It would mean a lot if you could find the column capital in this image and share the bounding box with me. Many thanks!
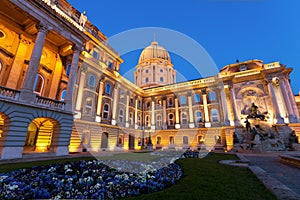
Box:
[72,44,83,52]
[201,88,207,95]
[36,23,51,34]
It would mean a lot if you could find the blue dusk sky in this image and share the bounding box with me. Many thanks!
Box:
[68,0,300,94]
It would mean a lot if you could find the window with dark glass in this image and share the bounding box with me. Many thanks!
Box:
[103,104,109,119]
[105,83,111,94]
[33,74,44,95]
[194,94,201,103]
[88,75,95,87]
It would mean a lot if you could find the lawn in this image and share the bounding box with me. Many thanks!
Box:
[127,153,277,200]
[0,153,276,200]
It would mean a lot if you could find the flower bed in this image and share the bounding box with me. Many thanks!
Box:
[0,159,182,199]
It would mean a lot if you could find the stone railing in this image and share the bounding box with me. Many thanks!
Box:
[0,86,20,101]
[35,95,65,110]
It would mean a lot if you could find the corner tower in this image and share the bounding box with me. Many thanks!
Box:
[134,40,176,88]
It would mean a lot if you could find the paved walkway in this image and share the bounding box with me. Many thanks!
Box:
[241,152,300,196]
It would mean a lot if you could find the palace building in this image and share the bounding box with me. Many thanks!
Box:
[0,0,299,159]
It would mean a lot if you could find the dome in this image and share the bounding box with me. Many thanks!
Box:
[138,41,171,64]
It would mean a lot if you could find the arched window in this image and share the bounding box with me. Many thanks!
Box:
[145,77,149,83]
[138,100,141,108]
[81,131,90,145]
[181,112,188,124]
[196,111,203,123]
[194,94,201,103]
[138,115,141,126]
[118,134,123,145]
[88,75,95,87]
[160,77,164,82]
[119,109,124,123]
[169,136,174,144]
[33,74,44,95]
[135,76,138,84]
[105,83,111,94]
[168,113,174,126]
[156,115,162,127]
[180,96,186,105]
[146,101,151,109]
[198,135,204,145]
[103,104,110,119]
[211,109,219,122]
[119,90,125,103]
[156,136,161,145]
[183,136,189,145]
[129,112,133,125]
[168,98,173,106]
[66,64,71,76]
[60,89,66,101]
[145,115,150,127]
[209,91,216,101]
[85,98,93,115]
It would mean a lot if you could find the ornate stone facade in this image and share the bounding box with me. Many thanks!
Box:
[0,0,299,159]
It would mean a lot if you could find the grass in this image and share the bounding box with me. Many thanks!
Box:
[127,153,277,200]
[0,153,277,200]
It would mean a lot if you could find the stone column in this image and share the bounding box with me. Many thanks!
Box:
[175,98,180,129]
[111,84,119,125]
[188,94,195,128]
[7,35,31,89]
[229,87,241,126]
[162,98,167,129]
[64,45,81,112]
[151,99,155,130]
[135,99,138,129]
[74,67,86,119]
[125,93,130,128]
[284,78,300,121]
[202,92,211,128]
[268,81,284,124]
[95,80,104,122]
[279,79,296,122]
[20,23,50,102]
[220,87,230,126]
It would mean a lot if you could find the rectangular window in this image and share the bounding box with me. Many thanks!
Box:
[92,50,99,60]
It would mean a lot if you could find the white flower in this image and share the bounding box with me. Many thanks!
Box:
[0,175,8,183]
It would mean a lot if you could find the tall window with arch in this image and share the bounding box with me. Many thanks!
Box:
[156,136,162,145]
[183,136,189,145]
[103,104,110,119]
[119,90,125,103]
[211,109,219,122]
[209,91,216,101]
[119,109,124,123]
[156,115,162,127]
[168,113,174,126]
[60,89,66,101]
[84,98,93,115]
[169,136,174,144]
[33,74,44,95]
[180,96,186,105]
[88,75,96,87]
[195,111,203,123]
[145,77,149,83]
[105,82,111,95]
[194,94,201,103]
[129,112,133,125]
[138,115,141,126]
[168,97,173,107]
[145,115,150,127]
[181,112,188,124]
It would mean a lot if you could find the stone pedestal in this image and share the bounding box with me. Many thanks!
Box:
[1,147,23,160]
